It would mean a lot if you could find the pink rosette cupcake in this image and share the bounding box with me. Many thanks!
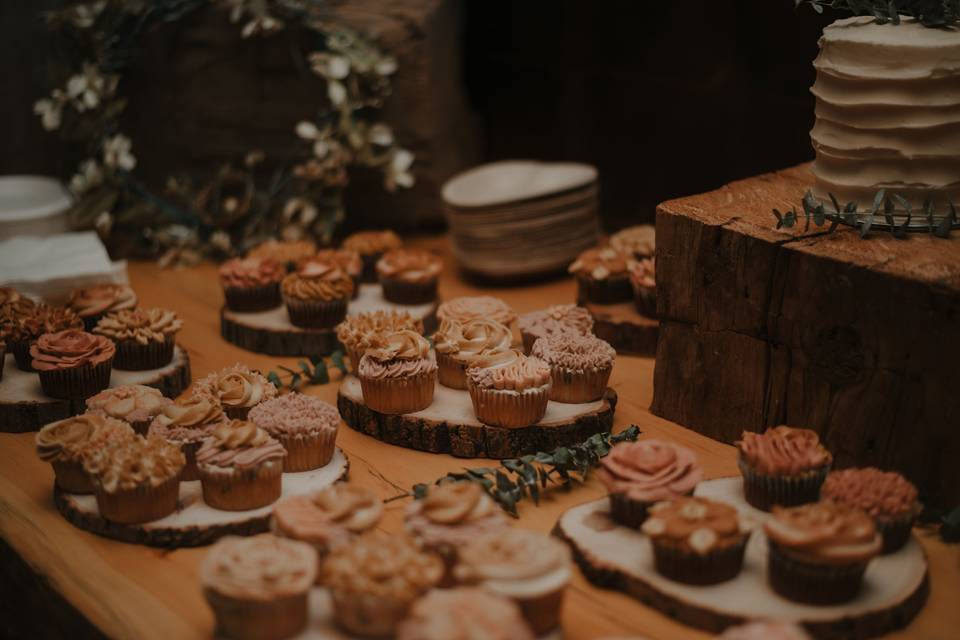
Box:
[517,303,593,353]
[193,363,278,420]
[358,330,437,414]
[31,329,116,399]
[465,351,551,428]
[737,426,832,511]
[67,283,137,330]
[531,333,615,403]
[249,392,340,472]
[219,257,285,312]
[433,317,513,390]
[196,420,287,511]
[149,395,227,481]
[598,439,703,528]
[86,384,171,434]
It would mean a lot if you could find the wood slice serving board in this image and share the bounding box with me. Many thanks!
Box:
[337,374,617,459]
[0,347,191,434]
[585,302,658,357]
[553,477,929,639]
[221,284,439,356]
[55,448,349,548]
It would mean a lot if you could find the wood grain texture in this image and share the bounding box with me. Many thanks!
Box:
[0,235,956,640]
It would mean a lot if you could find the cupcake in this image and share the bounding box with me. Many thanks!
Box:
[397,588,535,640]
[465,351,551,428]
[248,392,340,472]
[609,224,656,260]
[433,318,513,390]
[358,330,437,414]
[247,238,317,271]
[718,621,812,640]
[436,296,517,328]
[0,287,22,306]
[335,310,423,373]
[193,363,278,420]
[454,529,572,635]
[627,257,656,317]
[641,497,751,585]
[531,333,615,403]
[736,426,833,511]
[93,307,182,370]
[202,534,317,640]
[67,283,137,330]
[598,439,703,528]
[35,414,136,493]
[31,329,116,399]
[219,257,286,312]
[764,501,882,604]
[86,434,185,524]
[568,247,632,305]
[322,531,444,637]
[302,248,363,297]
[149,395,227,480]
[376,248,443,304]
[281,262,354,329]
[821,467,921,553]
[517,303,593,354]
[86,384,171,434]
[342,229,403,282]
[5,304,84,371]
[196,420,287,511]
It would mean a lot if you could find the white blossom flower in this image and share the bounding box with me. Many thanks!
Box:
[386,148,415,190]
[69,159,104,195]
[313,139,330,159]
[296,121,319,140]
[241,15,281,38]
[33,97,63,131]
[223,196,239,214]
[368,123,394,146]
[94,211,112,236]
[375,56,398,76]
[210,230,231,253]
[102,134,136,171]
[327,80,347,106]
[69,1,107,28]
[283,197,318,226]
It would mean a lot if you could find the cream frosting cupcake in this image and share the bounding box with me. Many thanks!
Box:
[282,262,354,328]
[517,303,593,353]
[86,384,171,434]
[67,283,137,330]
[377,248,443,304]
[358,330,437,414]
[568,247,632,305]
[193,363,278,420]
[247,238,317,269]
[93,307,182,370]
[465,351,551,428]
[397,588,535,640]
[531,333,615,403]
[248,393,340,472]
[335,309,423,373]
[342,229,403,282]
[437,296,516,328]
[737,426,833,511]
[36,413,136,493]
[609,224,656,259]
[219,256,286,311]
[196,420,287,511]
[433,317,513,390]
[149,394,227,481]
[301,248,362,297]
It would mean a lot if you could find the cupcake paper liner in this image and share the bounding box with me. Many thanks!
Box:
[877,512,917,554]
[575,274,632,305]
[95,474,180,524]
[278,429,337,473]
[330,586,413,638]
[223,283,282,312]
[38,358,113,400]
[767,541,870,604]
[652,537,748,585]
[284,296,348,329]
[359,371,436,415]
[466,382,549,428]
[10,339,35,372]
[436,351,469,390]
[52,458,96,494]
[608,492,652,529]
[205,588,308,640]
[514,587,565,636]
[200,460,283,511]
[738,455,830,511]
[112,336,175,371]
[380,276,438,305]
[548,364,611,404]
[633,285,657,317]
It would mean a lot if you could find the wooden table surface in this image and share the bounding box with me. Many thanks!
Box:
[1,235,957,640]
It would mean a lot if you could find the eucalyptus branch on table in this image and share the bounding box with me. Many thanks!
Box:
[266,350,348,391]
[386,425,641,517]
[919,503,960,544]
[796,0,960,27]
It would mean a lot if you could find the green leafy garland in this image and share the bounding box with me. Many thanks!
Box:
[266,349,348,390]
[34,0,414,264]
[797,0,960,26]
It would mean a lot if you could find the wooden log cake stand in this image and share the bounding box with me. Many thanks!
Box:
[337,374,617,459]
[0,347,191,434]
[585,301,659,357]
[651,164,960,507]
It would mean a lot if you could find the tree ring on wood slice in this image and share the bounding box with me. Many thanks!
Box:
[584,302,658,356]
[337,374,617,458]
[220,283,439,356]
[54,448,349,548]
[0,347,192,434]
[552,477,929,639]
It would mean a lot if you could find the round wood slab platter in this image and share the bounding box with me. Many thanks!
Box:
[585,302,658,356]
[337,374,617,459]
[0,347,191,434]
[54,448,349,548]
[553,477,929,639]
[220,284,439,357]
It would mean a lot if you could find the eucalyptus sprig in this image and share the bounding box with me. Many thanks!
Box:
[267,350,348,391]
[797,0,960,27]
[405,425,641,517]
[919,503,960,543]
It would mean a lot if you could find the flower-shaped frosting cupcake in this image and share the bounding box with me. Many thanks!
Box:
[4,304,84,370]
[93,307,182,370]
[737,426,833,511]
[149,394,227,480]
[437,296,516,327]
[193,364,278,420]
[433,318,513,389]
[272,483,383,554]
[31,329,116,399]
[68,283,137,328]
[86,384,171,434]
[36,413,136,493]
[405,482,510,552]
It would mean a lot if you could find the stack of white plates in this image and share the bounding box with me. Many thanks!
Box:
[442,160,600,279]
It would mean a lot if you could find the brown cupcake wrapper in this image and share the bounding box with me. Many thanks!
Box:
[467,381,549,428]
[359,370,436,415]
[38,358,113,400]
[52,458,96,494]
[575,273,632,305]
[767,541,870,604]
[329,587,415,638]
[877,512,917,554]
[10,338,35,372]
[200,460,283,511]
[95,474,181,524]
[513,587,566,636]
[277,428,337,472]
[608,492,652,529]
[652,537,748,585]
[112,336,175,371]
[284,295,348,329]
[436,351,469,390]
[633,284,657,317]
[738,455,830,511]
[205,588,309,640]
[223,282,282,312]
[380,275,437,305]
[548,364,611,403]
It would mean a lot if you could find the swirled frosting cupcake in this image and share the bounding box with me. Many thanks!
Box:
[86,434,185,524]
[86,384,171,434]
[397,588,535,640]
[641,497,751,585]
[465,351,551,428]
[821,467,921,553]
[302,248,362,297]
[764,501,882,604]
[193,363,278,420]
[532,333,616,403]
[322,531,444,637]
[358,330,437,414]
[149,395,227,480]
[598,439,703,528]
[433,318,513,389]
[627,257,656,317]
[568,247,632,304]
[68,283,137,329]
[219,256,285,311]
[30,329,115,399]
[335,309,423,372]
[342,229,403,282]
[5,304,84,371]
[36,413,136,493]
[202,534,317,640]
[455,529,572,635]
[377,248,443,304]
[248,392,340,472]
[437,295,516,327]
[247,238,317,269]
[737,426,833,511]
[517,303,593,353]
[93,307,182,370]
[609,224,656,259]
[196,420,287,511]
[282,262,353,329]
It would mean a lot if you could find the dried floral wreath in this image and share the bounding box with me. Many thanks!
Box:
[34,0,414,265]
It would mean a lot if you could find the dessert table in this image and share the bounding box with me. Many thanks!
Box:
[0,235,957,640]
